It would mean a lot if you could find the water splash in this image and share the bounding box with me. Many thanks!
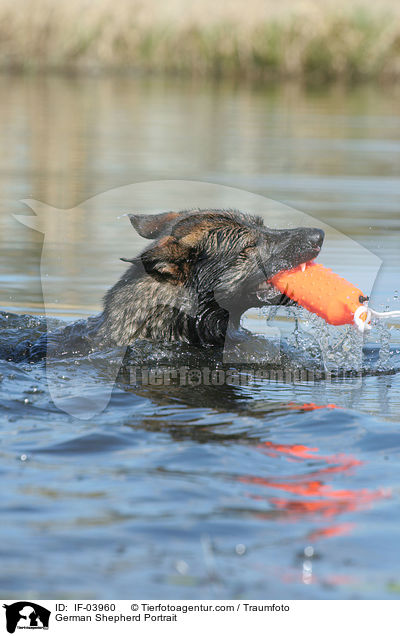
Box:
[262,301,399,376]
[376,319,393,373]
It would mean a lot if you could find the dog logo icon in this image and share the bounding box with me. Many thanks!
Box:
[3,602,50,633]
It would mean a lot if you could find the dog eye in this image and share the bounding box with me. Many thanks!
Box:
[238,244,257,258]
[242,244,257,253]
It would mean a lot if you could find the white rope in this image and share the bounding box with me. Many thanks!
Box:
[353,304,400,333]
[368,308,400,319]
[354,305,371,332]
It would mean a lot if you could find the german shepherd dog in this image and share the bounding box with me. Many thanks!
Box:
[17,209,324,361]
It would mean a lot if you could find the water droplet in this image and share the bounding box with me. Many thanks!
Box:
[175,560,189,575]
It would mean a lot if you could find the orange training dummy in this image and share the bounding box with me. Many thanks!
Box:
[269,261,371,332]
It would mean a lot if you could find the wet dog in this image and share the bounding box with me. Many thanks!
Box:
[17,209,324,360]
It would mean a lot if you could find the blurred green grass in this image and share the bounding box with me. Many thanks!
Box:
[1,0,399,81]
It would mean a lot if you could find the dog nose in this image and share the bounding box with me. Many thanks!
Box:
[309,228,325,249]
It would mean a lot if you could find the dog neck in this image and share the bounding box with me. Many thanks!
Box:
[98,265,240,347]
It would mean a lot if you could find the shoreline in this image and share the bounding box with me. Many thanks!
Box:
[1,0,399,82]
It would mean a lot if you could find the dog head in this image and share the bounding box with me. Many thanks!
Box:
[127,209,324,317]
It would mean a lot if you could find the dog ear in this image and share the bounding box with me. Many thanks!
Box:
[128,212,182,239]
[141,235,191,284]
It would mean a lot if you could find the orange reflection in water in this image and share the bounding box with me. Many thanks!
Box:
[238,402,390,588]
[239,438,389,528]
[288,402,340,412]
[307,522,355,541]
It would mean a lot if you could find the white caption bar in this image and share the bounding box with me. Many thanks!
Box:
[1,599,396,635]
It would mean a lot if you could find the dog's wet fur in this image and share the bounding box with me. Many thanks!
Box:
[15,209,324,361]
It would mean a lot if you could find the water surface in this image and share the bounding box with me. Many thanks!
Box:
[0,75,399,599]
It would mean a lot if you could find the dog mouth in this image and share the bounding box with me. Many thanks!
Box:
[253,227,324,306]
[255,257,316,304]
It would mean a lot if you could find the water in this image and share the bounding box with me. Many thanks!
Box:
[0,75,400,599]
